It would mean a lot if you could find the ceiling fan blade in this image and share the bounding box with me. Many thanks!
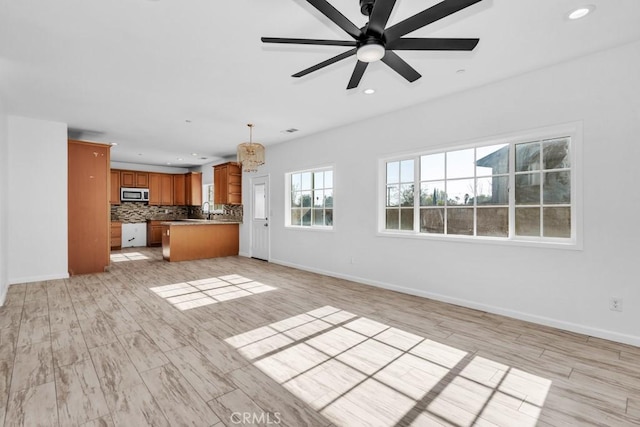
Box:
[347,61,369,89]
[387,38,479,51]
[292,48,357,78]
[307,0,363,40]
[381,51,421,82]
[367,0,397,37]
[384,0,483,42]
[262,37,356,47]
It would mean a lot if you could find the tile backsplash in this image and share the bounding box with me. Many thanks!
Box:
[111,203,243,223]
[190,204,244,222]
[111,203,188,223]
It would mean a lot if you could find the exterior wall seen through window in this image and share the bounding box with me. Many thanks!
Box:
[383,133,574,244]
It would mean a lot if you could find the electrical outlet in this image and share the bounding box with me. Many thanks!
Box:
[610,297,623,312]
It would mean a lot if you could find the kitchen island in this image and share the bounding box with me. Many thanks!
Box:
[161,220,240,262]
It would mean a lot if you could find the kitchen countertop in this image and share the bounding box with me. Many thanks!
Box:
[161,219,242,226]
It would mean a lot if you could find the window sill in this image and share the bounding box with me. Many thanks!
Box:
[376,230,582,250]
[285,225,334,233]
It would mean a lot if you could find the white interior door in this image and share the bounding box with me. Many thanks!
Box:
[251,176,269,261]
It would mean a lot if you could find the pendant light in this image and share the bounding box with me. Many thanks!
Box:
[236,123,265,172]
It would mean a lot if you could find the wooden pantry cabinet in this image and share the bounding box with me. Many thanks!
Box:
[68,140,110,275]
[214,162,242,205]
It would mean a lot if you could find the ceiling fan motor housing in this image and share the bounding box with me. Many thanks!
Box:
[360,0,376,16]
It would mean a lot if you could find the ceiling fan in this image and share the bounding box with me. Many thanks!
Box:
[262,0,482,89]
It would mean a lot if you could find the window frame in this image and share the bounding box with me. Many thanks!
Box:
[377,122,582,249]
[285,165,335,231]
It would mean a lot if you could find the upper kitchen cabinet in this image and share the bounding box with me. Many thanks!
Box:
[110,169,120,205]
[68,140,110,275]
[214,162,242,205]
[185,172,202,206]
[121,170,149,188]
[173,174,186,206]
[160,174,173,205]
[149,173,174,206]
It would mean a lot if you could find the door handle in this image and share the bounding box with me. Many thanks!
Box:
[264,223,268,227]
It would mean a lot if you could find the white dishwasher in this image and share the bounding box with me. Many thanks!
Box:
[121,223,147,248]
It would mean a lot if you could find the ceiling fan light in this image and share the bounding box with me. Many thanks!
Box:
[357,43,385,63]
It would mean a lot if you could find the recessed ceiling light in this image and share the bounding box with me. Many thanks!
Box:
[177,158,183,161]
[185,119,192,123]
[166,162,172,165]
[191,153,198,156]
[568,5,595,20]
[456,69,466,74]
[363,88,376,95]
[110,142,118,146]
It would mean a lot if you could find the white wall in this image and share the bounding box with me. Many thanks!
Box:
[8,116,68,284]
[240,40,640,346]
[0,99,8,304]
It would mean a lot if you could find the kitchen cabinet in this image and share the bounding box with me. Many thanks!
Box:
[110,169,120,205]
[173,174,186,206]
[160,174,173,205]
[121,170,149,188]
[110,221,122,250]
[68,140,110,275]
[214,162,242,205]
[162,222,239,262]
[113,168,200,206]
[148,173,174,206]
[147,220,164,247]
[185,172,202,206]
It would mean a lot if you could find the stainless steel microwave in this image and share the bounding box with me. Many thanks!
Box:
[120,187,149,202]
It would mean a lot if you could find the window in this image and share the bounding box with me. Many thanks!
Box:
[380,125,579,246]
[286,167,333,228]
[202,184,214,212]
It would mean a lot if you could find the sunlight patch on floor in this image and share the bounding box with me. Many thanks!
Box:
[149,274,276,310]
[110,252,150,262]
[225,306,552,427]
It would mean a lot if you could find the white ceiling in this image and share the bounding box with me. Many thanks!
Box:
[1,0,639,167]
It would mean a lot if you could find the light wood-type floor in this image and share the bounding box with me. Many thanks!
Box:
[1,247,639,426]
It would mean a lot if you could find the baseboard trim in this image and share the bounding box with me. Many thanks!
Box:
[9,272,69,285]
[270,258,640,347]
[0,284,7,306]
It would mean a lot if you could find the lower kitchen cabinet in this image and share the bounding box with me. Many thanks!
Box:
[147,220,164,247]
[110,221,122,250]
